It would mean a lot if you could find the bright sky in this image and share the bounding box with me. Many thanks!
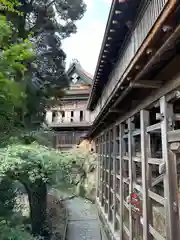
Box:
[62,0,111,76]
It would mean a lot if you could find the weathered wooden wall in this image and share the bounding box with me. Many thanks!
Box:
[95,71,180,240]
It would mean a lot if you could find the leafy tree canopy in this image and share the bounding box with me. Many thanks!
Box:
[0,141,87,236]
[0,141,87,183]
[0,14,34,138]
[0,142,69,183]
[0,0,87,130]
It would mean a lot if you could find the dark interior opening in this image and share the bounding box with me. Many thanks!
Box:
[80,110,83,121]
[71,111,74,122]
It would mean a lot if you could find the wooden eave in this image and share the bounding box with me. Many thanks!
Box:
[87,0,142,110]
[88,2,178,138]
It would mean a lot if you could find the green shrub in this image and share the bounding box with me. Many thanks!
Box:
[0,221,37,240]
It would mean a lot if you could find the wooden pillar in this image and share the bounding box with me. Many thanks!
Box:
[112,125,117,230]
[64,111,68,122]
[140,110,152,240]
[96,138,100,199]
[100,135,103,206]
[160,96,178,240]
[65,111,71,123]
[128,118,133,240]
[119,123,125,239]
[108,129,111,220]
[85,110,90,122]
[74,110,80,122]
[45,110,52,124]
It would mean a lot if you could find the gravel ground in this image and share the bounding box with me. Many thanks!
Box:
[66,197,107,240]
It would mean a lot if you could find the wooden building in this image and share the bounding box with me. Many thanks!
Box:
[45,60,92,150]
[87,0,179,239]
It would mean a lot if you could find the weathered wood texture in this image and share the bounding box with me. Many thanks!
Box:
[95,94,180,239]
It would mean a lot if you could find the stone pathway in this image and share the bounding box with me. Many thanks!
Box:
[66,197,107,240]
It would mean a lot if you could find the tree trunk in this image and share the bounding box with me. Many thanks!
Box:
[25,180,48,236]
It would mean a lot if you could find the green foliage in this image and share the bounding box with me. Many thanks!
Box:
[0,143,63,183]
[0,0,86,125]
[0,178,16,220]
[0,15,34,137]
[0,141,92,186]
[0,0,21,14]
[0,221,37,240]
[0,15,34,82]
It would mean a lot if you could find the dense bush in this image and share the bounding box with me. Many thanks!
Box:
[0,141,89,237]
[0,221,38,240]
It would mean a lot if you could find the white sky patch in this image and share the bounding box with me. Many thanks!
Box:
[84,0,93,8]
[62,0,110,76]
[103,0,112,4]
[62,19,106,76]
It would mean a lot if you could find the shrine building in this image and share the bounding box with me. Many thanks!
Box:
[45,59,92,150]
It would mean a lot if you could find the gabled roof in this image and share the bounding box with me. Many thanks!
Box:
[66,60,92,86]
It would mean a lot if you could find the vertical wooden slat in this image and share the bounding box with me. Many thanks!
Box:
[104,133,107,208]
[104,132,107,209]
[119,123,125,239]
[95,138,98,198]
[96,138,100,199]
[131,121,136,184]
[146,119,154,231]
[102,134,105,206]
[105,133,107,207]
[140,110,152,240]
[108,129,111,219]
[100,135,103,206]
[160,96,179,240]
[128,118,133,240]
[113,126,117,230]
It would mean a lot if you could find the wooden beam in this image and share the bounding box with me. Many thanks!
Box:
[166,89,180,102]
[127,0,177,82]
[168,129,180,143]
[130,80,163,89]
[116,60,180,126]
[152,174,164,187]
[157,113,180,122]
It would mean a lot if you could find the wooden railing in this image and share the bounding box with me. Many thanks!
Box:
[90,0,169,123]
